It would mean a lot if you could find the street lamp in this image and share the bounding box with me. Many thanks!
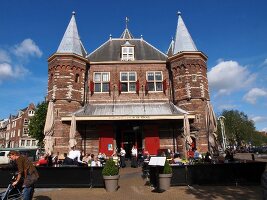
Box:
[218,116,227,152]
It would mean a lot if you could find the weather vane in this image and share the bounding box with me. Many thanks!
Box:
[126,17,129,29]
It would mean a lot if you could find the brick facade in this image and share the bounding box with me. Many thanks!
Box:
[45,14,212,157]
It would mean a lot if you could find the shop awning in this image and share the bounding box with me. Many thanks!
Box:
[61,102,195,121]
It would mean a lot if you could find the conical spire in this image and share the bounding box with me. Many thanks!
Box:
[120,17,134,39]
[57,11,87,57]
[173,12,197,54]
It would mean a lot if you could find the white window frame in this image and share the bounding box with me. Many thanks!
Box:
[121,46,134,61]
[120,72,137,93]
[26,140,31,147]
[23,127,29,135]
[146,71,163,92]
[93,72,110,93]
[28,110,35,116]
[24,118,29,126]
[21,139,25,147]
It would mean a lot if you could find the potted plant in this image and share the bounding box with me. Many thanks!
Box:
[159,160,172,190]
[102,158,120,192]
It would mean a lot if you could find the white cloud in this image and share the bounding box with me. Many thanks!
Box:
[263,58,267,66]
[0,63,13,78]
[0,63,29,83]
[217,104,237,111]
[251,116,267,123]
[208,60,256,96]
[0,49,11,63]
[243,88,267,104]
[262,127,267,132]
[13,39,42,58]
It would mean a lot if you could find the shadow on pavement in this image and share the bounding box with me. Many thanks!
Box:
[185,185,262,200]
[34,195,52,200]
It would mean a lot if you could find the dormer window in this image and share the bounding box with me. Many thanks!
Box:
[121,41,135,61]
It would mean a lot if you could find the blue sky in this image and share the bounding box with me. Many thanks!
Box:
[0,1,267,131]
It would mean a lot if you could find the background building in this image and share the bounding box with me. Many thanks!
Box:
[2,103,37,148]
[46,12,213,157]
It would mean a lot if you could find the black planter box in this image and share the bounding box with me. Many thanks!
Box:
[0,166,105,188]
[149,162,266,186]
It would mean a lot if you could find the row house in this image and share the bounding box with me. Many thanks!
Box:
[0,119,8,147]
[1,103,37,148]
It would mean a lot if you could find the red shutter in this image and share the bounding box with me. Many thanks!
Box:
[136,80,139,95]
[118,81,122,95]
[109,82,111,96]
[163,79,167,94]
[145,81,149,95]
[89,81,94,95]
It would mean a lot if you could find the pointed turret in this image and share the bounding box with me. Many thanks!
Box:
[57,11,87,57]
[173,12,197,54]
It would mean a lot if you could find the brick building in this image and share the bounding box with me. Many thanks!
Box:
[0,119,8,148]
[46,12,214,157]
[2,103,37,148]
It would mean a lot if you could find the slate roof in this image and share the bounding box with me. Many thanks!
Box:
[57,12,87,57]
[173,12,197,54]
[88,28,167,62]
[74,102,188,117]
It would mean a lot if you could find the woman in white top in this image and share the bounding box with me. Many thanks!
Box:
[120,147,126,168]
[131,145,138,168]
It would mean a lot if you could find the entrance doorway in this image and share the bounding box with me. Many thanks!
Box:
[116,125,143,159]
[122,131,136,159]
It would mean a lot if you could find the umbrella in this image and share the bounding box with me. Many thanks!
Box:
[44,135,54,155]
[44,101,55,154]
[69,114,77,148]
[44,101,54,136]
[205,101,218,154]
[183,113,192,149]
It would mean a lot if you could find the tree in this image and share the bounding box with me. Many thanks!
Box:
[28,101,48,147]
[217,110,256,146]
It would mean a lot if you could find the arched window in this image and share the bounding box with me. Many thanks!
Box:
[75,74,80,83]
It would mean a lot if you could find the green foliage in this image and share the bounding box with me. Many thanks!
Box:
[252,131,267,146]
[28,101,48,147]
[217,109,267,146]
[162,160,172,174]
[102,159,119,176]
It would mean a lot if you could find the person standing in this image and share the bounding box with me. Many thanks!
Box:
[8,150,39,200]
[120,147,126,168]
[131,145,137,168]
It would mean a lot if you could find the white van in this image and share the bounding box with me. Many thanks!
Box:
[0,148,38,165]
[0,150,10,165]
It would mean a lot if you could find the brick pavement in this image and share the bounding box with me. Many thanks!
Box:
[32,167,263,200]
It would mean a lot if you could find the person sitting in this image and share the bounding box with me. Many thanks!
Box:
[82,153,91,165]
[35,154,48,166]
[64,146,83,165]
[173,153,183,165]
[204,151,212,163]
[91,154,101,167]
[112,152,120,167]
[194,148,200,160]
[52,152,59,166]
